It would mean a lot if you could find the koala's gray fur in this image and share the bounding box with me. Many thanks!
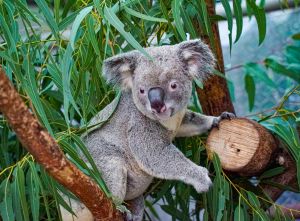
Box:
[60,40,235,221]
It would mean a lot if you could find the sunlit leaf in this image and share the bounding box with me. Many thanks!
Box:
[124,6,167,23]
[103,6,150,58]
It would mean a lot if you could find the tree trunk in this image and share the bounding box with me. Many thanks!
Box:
[198,1,297,203]
[196,0,235,116]
[0,68,123,221]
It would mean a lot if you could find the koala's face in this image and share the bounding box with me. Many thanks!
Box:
[131,55,192,121]
[103,40,215,121]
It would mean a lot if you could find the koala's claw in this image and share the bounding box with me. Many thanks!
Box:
[194,168,213,193]
[220,112,236,120]
[212,112,236,129]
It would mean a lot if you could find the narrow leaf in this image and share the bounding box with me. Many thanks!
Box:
[244,73,255,111]
[172,0,186,40]
[233,0,243,42]
[124,6,167,23]
[265,57,300,83]
[220,0,233,52]
[103,6,150,59]
[34,0,59,39]
[247,0,266,45]
[70,6,93,49]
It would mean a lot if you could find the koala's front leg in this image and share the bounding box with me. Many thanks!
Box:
[176,110,235,137]
[125,195,144,221]
[128,122,212,193]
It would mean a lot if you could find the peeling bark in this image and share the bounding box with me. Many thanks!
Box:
[0,68,123,221]
[196,0,235,116]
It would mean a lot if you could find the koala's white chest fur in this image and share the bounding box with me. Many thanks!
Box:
[159,109,186,134]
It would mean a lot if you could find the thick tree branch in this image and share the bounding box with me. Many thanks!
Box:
[196,0,235,116]
[0,68,123,221]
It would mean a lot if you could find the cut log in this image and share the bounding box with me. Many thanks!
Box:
[206,118,277,176]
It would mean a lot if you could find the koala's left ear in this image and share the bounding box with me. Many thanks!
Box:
[102,51,138,90]
[177,39,215,80]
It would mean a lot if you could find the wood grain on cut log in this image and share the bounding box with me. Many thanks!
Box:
[206,118,276,176]
[0,68,123,221]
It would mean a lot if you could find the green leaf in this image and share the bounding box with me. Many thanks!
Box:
[34,0,59,39]
[26,166,40,221]
[124,6,167,23]
[259,167,285,180]
[0,14,17,54]
[292,33,300,40]
[145,200,160,219]
[212,153,222,177]
[22,58,53,135]
[234,204,245,221]
[180,6,197,39]
[0,178,14,221]
[172,0,186,40]
[103,6,151,59]
[244,62,276,88]
[61,44,82,125]
[246,0,266,45]
[15,1,41,25]
[233,0,243,43]
[199,0,215,50]
[161,205,191,221]
[244,73,255,111]
[285,45,300,64]
[265,57,300,83]
[194,78,204,89]
[54,0,60,23]
[70,6,93,49]
[59,10,80,31]
[87,15,101,56]
[220,0,233,52]
[247,191,260,208]
[15,166,30,221]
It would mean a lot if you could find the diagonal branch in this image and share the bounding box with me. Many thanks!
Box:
[0,68,123,221]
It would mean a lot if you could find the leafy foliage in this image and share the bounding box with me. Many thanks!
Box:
[0,0,299,220]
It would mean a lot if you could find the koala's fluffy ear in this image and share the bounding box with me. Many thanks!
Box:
[178,39,215,80]
[102,51,138,90]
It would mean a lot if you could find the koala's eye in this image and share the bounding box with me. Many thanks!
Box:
[140,88,145,94]
[170,82,178,90]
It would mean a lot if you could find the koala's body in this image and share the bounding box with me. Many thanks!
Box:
[60,40,234,221]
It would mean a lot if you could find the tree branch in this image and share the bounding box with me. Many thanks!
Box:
[195,0,235,116]
[0,68,123,221]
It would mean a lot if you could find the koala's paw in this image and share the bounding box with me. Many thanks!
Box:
[194,167,213,193]
[212,112,236,129]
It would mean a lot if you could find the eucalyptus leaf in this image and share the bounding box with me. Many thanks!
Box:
[244,73,256,111]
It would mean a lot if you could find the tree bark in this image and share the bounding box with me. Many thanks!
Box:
[196,0,235,116]
[261,144,298,201]
[0,68,123,221]
[197,0,298,207]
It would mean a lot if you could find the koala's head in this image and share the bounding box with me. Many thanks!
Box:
[103,40,215,121]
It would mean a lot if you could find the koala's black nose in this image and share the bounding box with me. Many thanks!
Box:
[148,87,165,113]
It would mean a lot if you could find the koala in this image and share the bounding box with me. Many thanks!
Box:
[60,39,235,221]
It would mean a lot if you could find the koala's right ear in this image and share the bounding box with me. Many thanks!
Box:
[102,51,138,90]
[177,39,215,81]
